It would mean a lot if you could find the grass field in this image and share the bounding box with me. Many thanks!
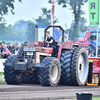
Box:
[66,97,100,100]
[0,72,5,82]
[92,97,100,100]
[0,72,3,75]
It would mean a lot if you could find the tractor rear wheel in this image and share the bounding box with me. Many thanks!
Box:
[4,56,24,84]
[24,73,39,84]
[98,71,100,85]
[60,50,73,85]
[71,47,89,86]
[39,57,61,86]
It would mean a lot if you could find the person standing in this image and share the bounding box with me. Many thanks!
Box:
[2,44,11,58]
[15,43,22,55]
[8,42,15,54]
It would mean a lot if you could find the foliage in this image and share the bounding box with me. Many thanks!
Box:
[0,0,21,16]
[49,0,88,40]
[68,18,87,40]
[25,22,36,42]
[26,7,59,42]
[14,20,32,30]
[0,23,7,34]
[0,3,59,42]
[6,25,26,42]
[0,24,26,43]
[35,7,58,26]
[79,17,87,33]
[0,0,23,42]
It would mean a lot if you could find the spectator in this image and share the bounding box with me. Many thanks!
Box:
[2,44,11,58]
[8,42,15,54]
[0,43,3,58]
[85,46,89,54]
[15,43,22,55]
[2,41,6,49]
[24,41,28,46]
[2,41,6,46]
[18,43,21,48]
[85,46,93,57]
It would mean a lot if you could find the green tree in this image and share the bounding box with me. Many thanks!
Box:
[35,7,58,26]
[0,24,26,43]
[79,17,87,33]
[0,23,6,34]
[14,20,32,30]
[0,0,21,17]
[49,0,88,40]
[0,0,22,36]
[26,7,59,42]
[25,23,36,42]
[69,17,87,40]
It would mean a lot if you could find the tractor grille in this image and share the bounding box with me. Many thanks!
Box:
[24,52,35,59]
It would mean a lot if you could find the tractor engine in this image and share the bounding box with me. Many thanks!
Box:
[23,43,53,63]
[24,46,35,59]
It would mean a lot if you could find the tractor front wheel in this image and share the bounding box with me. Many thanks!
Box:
[4,56,24,84]
[39,57,61,86]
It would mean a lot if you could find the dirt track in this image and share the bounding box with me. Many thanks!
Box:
[0,83,100,100]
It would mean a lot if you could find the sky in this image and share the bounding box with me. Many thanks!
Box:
[4,0,89,29]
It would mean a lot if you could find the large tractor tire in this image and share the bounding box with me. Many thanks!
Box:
[24,73,39,84]
[71,47,89,86]
[39,57,61,86]
[4,56,24,84]
[60,50,73,85]
[17,46,24,59]
[98,71,100,85]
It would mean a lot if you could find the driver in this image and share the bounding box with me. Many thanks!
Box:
[45,31,55,47]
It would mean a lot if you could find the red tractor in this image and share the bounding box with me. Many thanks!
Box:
[3,25,89,86]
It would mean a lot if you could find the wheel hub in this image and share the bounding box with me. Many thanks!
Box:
[79,63,83,73]
[50,64,58,82]
[78,54,85,82]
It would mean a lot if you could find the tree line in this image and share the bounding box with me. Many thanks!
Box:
[0,0,88,42]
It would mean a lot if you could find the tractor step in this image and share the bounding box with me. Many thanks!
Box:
[14,62,44,71]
